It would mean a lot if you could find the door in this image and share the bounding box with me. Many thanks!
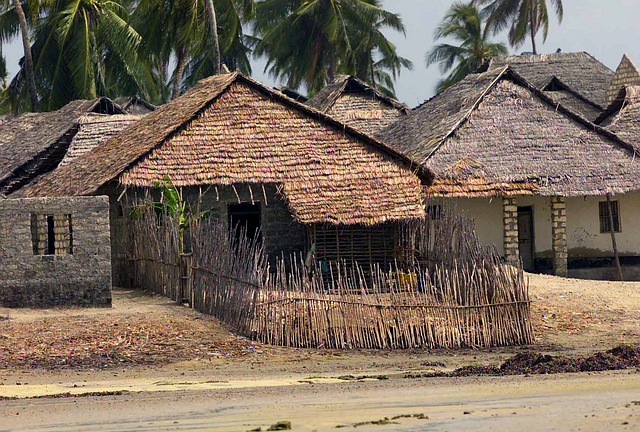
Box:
[228,203,262,243]
[517,206,535,271]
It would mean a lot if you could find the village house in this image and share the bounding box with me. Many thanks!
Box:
[24,72,431,287]
[0,97,138,196]
[378,65,640,280]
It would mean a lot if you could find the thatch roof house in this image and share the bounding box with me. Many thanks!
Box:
[0,97,125,195]
[306,75,408,135]
[379,66,640,280]
[481,52,614,120]
[26,72,430,286]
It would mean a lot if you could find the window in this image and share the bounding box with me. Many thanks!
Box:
[31,214,73,255]
[427,204,442,220]
[599,201,621,233]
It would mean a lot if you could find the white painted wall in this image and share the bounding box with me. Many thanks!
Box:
[450,197,504,254]
[448,192,640,258]
[567,191,640,256]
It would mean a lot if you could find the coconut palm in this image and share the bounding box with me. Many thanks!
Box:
[5,0,153,111]
[346,17,412,96]
[475,0,563,54]
[133,0,255,101]
[253,0,410,95]
[0,0,49,111]
[426,1,508,93]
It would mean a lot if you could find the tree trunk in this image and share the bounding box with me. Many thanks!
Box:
[327,50,336,84]
[13,0,37,112]
[529,5,537,54]
[171,49,187,100]
[203,0,221,75]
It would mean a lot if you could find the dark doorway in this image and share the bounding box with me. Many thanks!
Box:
[517,206,535,271]
[228,203,261,243]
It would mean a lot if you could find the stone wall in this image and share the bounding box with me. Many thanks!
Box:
[109,183,309,287]
[186,183,308,261]
[0,196,112,307]
[607,54,640,105]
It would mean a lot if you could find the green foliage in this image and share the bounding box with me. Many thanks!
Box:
[3,0,156,112]
[475,0,563,53]
[253,0,411,96]
[426,1,508,93]
[153,176,188,229]
[133,0,255,102]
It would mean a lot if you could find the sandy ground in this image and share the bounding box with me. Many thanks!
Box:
[1,273,639,430]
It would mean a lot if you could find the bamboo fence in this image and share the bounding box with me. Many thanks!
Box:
[126,200,534,349]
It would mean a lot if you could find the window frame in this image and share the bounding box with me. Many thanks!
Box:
[599,201,621,233]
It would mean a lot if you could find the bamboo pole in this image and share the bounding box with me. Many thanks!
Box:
[606,193,624,281]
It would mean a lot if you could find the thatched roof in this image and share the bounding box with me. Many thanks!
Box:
[0,97,123,195]
[379,66,640,197]
[595,86,640,150]
[306,75,408,135]
[483,52,613,110]
[58,114,141,168]
[25,72,429,226]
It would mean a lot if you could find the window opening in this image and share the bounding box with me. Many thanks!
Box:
[31,213,73,255]
[599,201,621,233]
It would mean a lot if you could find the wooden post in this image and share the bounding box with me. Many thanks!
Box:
[179,253,193,305]
[606,194,624,281]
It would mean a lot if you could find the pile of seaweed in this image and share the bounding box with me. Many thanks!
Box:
[412,345,640,378]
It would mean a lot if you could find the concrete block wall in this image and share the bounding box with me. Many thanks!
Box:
[0,196,112,307]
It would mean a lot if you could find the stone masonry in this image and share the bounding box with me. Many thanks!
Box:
[550,196,568,277]
[109,184,308,287]
[607,54,640,105]
[502,197,520,266]
[0,196,112,307]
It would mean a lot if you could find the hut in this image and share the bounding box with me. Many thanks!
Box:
[378,66,640,280]
[24,72,430,286]
[0,97,125,196]
[480,52,614,121]
[306,75,408,136]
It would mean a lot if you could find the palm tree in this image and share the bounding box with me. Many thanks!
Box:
[475,0,563,54]
[346,16,412,96]
[133,0,255,101]
[0,0,47,111]
[253,0,410,95]
[426,1,508,93]
[5,0,152,111]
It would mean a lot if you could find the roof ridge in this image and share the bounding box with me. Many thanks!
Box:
[423,66,640,163]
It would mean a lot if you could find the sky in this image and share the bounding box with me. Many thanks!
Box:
[4,0,640,107]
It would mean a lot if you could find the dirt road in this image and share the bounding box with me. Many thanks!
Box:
[1,273,640,431]
[2,371,639,431]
